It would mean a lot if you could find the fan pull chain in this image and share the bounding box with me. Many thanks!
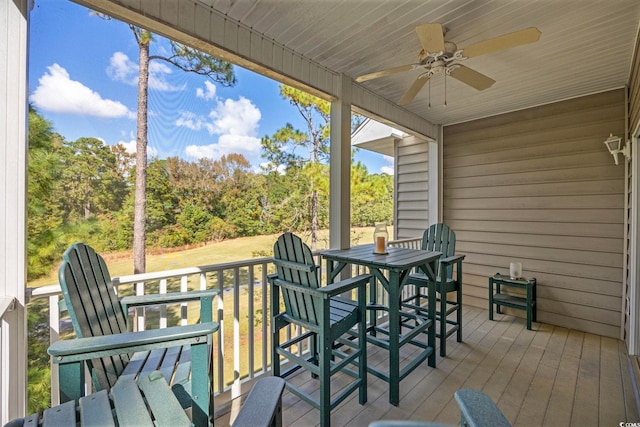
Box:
[444,73,447,107]
[428,78,431,109]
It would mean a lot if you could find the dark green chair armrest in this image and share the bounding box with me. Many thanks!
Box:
[454,389,511,427]
[232,376,286,427]
[440,254,465,265]
[48,322,219,362]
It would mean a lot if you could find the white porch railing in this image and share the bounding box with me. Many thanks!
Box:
[26,237,422,410]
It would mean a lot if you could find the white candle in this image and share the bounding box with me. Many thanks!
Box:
[510,262,522,279]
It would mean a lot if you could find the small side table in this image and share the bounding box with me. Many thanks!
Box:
[489,273,536,330]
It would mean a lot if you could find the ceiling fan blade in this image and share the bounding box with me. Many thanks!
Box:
[398,77,429,105]
[355,64,415,82]
[416,23,445,53]
[462,27,541,58]
[449,65,495,91]
[462,27,542,58]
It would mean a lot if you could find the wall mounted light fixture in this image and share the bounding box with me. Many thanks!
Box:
[603,133,630,165]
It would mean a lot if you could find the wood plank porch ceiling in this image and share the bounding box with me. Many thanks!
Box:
[202,0,640,126]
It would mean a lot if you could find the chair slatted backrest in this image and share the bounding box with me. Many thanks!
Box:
[58,242,130,390]
[273,232,322,326]
[421,223,456,279]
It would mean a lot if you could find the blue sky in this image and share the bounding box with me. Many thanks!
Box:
[28,0,393,174]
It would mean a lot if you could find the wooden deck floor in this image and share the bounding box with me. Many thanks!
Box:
[221,305,639,426]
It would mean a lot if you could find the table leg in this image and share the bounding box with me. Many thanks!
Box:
[488,278,494,321]
[369,276,377,336]
[526,282,532,330]
[532,282,537,322]
[387,270,400,406]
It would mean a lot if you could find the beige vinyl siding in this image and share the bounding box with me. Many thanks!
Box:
[395,136,429,239]
[626,23,640,349]
[630,27,640,134]
[622,21,640,351]
[624,162,632,344]
[443,89,626,338]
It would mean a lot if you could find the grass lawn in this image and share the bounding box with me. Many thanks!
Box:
[29,226,388,288]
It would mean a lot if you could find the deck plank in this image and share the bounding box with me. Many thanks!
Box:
[219,306,637,427]
[600,336,627,424]
[571,333,601,427]
[620,343,640,422]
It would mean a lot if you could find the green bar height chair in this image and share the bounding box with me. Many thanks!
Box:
[404,224,465,357]
[269,232,369,427]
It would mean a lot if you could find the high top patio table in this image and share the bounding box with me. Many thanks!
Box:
[321,244,441,406]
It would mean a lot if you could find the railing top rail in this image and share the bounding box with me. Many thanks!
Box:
[26,236,421,300]
[28,284,63,300]
[112,256,274,285]
[389,237,422,244]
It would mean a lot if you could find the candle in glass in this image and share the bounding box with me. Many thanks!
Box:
[373,222,389,253]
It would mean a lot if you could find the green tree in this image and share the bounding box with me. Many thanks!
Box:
[26,106,65,279]
[60,137,130,221]
[261,86,330,250]
[165,156,221,214]
[351,161,393,226]
[127,25,236,274]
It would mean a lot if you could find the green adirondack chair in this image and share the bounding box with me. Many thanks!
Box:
[269,232,370,427]
[404,224,465,357]
[6,373,287,427]
[6,371,194,427]
[50,242,219,426]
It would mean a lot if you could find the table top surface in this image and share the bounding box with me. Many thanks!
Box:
[321,244,441,270]
[491,273,536,285]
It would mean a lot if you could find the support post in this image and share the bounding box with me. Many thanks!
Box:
[329,74,352,251]
[0,0,29,422]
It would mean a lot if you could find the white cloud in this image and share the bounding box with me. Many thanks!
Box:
[106,52,137,85]
[117,139,158,158]
[182,96,262,161]
[381,166,394,175]
[30,63,135,119]
[196,81,217,100]
[185,135,261,160]
[107,52,185,92]
[260,162,287,175]
[175,111,210,132]
[381,155,394,175]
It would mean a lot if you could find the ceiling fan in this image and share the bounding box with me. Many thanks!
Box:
[356,23,541,105]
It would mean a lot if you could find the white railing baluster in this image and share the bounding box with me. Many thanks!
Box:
[135,281,145,331]
[248,265,255,380]
[180,276,188,326]
[216,270,224,394]
[261,264,268,374]
[232,267,241,398]
[159,279,167,329]
[48,295,59,407]
[199,272,206,291]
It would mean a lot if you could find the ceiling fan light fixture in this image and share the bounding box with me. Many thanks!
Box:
[443,41,458,56]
